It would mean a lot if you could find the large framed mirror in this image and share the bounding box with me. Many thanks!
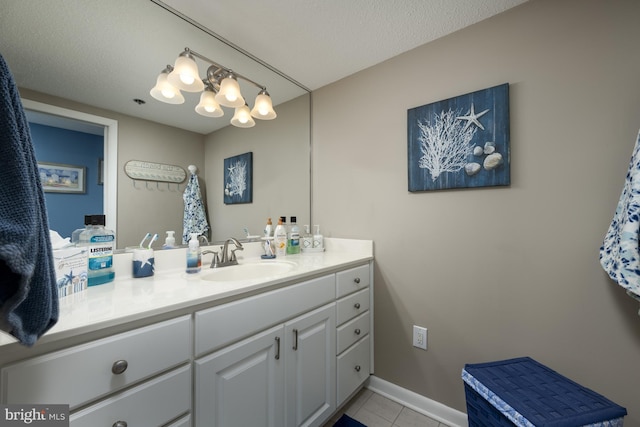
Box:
[1,0,310,249]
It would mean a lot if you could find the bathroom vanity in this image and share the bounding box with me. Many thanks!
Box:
[0,238,373,427]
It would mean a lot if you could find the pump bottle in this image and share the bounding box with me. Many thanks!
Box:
[274,217,287,257]
[186,233,201,274]
[163,231,176,249]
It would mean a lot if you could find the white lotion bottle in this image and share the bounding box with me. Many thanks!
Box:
[264,217,273,238]
[186,233,201,273]
[274,217,287,257]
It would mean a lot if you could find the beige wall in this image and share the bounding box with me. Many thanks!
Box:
[205,94,311,242]
[312,0,640,422]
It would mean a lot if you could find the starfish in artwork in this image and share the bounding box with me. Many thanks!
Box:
[456,103,490,130]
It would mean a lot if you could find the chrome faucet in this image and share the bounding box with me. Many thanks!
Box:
[202,237,244,268]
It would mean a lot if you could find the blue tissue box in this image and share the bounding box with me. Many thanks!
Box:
[462,357,627,427]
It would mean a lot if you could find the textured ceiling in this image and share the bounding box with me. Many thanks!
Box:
[1,0,527,134]
[161,0,529,91]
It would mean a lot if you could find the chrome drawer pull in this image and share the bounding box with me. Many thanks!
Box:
[354,277,361,284]
[355,365,361,372]
[354,303,361,309]
[113,421,128,427]
[275,336,281,360]
[354,328,361,335]
[111,360,128,375]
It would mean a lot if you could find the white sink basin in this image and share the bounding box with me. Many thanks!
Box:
[199,261,296,282]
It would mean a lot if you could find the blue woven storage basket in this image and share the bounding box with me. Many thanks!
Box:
[462,357,627,427]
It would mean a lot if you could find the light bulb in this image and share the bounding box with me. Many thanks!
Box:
[161,88,175,99]
[180,73,195,85]
[250,90,277,120]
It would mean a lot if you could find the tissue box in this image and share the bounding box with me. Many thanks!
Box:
[53,247,88,297]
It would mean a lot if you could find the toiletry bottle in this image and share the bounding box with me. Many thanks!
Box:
[301,225,313,251]
[274,217,287,257]
[264,217,273,238]
[186,233,201,274]
[71,215,92,244]
[79,214,115,286]
[313,225,324,250]
[287,216,300,254]
[163,231,176,249]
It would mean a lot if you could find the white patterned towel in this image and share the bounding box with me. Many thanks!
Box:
[600,129,640,304]
[182,171,209,244]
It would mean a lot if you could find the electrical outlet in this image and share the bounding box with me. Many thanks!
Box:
[413,325,427,350]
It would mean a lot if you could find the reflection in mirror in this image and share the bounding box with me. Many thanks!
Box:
[24,100,118,244]
[3,1,310,249]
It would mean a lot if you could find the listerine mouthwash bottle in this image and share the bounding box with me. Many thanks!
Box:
[287,216,300,254]
[79,214,115,286]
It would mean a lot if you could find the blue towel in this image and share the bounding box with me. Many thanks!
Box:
[600,129,640,304]
[182,171,209,244]
[0,53,58,346]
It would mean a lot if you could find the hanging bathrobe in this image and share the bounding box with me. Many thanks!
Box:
[0,53,58,345]
[600,129,640,303]
[182,170,210,244]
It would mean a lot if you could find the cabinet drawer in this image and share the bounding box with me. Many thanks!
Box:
[336,288,370,325]
[1,315,191,409]
[167,414,191,427]
[337,335,370,405]
[336,264,370,299]
[337,312,370,354]
[196,274,335,356]
[70,365,191,427]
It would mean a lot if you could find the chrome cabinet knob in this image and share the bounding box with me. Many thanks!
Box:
[355,365,361,372]
[354,303,361,309]
[354,328,361,335]
[111,360,128,375]
[354,277,361,284]
[113,421,128,427]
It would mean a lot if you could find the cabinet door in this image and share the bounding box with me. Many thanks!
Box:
[284,303,336,427]
[195,325,284,427]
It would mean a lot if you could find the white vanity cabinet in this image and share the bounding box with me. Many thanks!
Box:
[194,275,336,427]
[0,315,192,426]
[0,245,374,427]
[335,264,373,406]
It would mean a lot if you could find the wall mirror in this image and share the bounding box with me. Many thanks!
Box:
[2,0,311,249]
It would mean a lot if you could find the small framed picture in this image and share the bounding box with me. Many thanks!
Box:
[224,152,253,204]
[38,162,86,194]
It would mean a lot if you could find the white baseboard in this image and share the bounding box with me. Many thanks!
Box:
[365,376,469,427]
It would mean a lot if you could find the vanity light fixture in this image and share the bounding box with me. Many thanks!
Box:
[150,47,277,127]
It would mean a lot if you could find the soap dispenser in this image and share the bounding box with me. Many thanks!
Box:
[163,231,176,249]
[186,233,201,274]
[313,225,324,250]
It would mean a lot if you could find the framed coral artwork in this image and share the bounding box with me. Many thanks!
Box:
[407,83,510,191]
[224,152,253,204]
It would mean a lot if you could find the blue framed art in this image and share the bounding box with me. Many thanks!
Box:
[407,83,510,191]
[224,152,253,204]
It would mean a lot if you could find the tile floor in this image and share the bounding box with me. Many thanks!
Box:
[323,388,451,427]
